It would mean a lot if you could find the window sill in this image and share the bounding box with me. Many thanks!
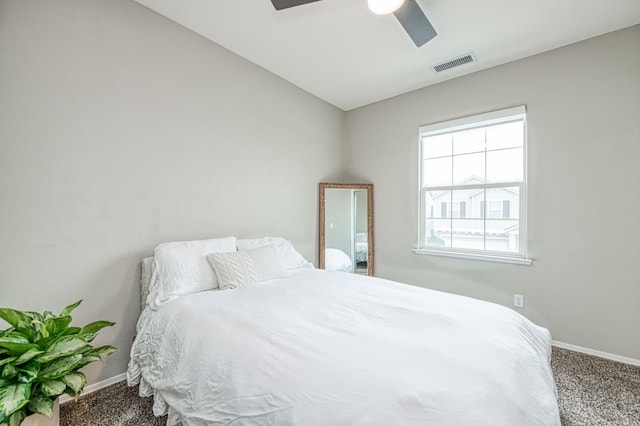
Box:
[412,249,533,266]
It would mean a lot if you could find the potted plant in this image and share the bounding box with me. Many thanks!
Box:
[0,300,117,426]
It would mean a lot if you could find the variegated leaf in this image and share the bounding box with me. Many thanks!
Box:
[16,362,40,383]
[40,380,66,397]
[62,372,86,394]
[2,364,18,379]
[39,354,82,379]
[14,348,44,365]
[59,300,82,317]
[0,383,30,418]
[0,356,18,367]
[0,337,37,356]
[7,408,25,426]
[37,336,88,363]
[27,394,53,417]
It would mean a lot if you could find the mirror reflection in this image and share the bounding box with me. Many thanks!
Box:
[319,183,374,276]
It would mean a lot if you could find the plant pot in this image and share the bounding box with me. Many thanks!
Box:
[21,399,59,426]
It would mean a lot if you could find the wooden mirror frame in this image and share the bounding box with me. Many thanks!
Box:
[319,182,374,276]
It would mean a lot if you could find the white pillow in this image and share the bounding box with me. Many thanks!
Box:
[207,246,286,290]
[236,237,311,270]
[148,236,237,308]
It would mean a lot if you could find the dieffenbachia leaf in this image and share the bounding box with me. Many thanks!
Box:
[62,372,86,395]
[76,345,118,368]
[59,300,82,318]
[7,408,26,426]
[14,348,44,365]
[36,336,88,363]
[79,321,115,342]
[0,337,37,356]
[0,356,18,367]
[45,315,72,338]
[39,354,82,380]
[0,383,30,418]
[40,380,66,397]
[16,362,40,383]
[2,364,18,379]
[27,394,53,417]
[0,310,35,341]
[0,310,30,332]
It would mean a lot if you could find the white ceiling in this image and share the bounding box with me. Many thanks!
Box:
[135,0,640,111]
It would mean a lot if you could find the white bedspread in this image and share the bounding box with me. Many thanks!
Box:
[128,269,560,426]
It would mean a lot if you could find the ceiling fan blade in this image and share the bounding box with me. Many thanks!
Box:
[270,0,322,10]
[393,0,437,47]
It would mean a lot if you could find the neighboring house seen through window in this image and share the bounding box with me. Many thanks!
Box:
[416,106,530,264]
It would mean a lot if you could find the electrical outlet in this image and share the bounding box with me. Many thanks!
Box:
[513,294,524,309]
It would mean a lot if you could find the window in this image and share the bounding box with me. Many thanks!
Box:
[416,106,530,264]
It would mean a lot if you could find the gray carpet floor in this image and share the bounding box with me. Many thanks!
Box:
[61,347,639,425]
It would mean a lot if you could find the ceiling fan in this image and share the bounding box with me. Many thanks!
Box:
[270,0,437,47]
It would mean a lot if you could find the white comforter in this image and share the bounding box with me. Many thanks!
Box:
[128,269,560,426]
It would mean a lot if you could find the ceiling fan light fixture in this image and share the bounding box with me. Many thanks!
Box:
[368,0,405,15]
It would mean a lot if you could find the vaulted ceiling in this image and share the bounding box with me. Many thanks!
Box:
[135,0,640,110]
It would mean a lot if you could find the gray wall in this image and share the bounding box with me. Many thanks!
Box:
[0,0,344,383]
[345,25,640,360]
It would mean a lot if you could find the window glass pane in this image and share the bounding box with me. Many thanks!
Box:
[453,152,485,185]
[424,218,450,247]
[422,134,452,159]
[453,128,485,155]
[451,219,485,250]
[485,187,519,219]
[486,219,520,252]
[423,157,452,187]
[486,147,523,183]
[486,121,523,151]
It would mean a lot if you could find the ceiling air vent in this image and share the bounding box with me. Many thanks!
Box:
[431,52,477,73]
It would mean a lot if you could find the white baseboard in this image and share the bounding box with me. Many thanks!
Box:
[552,340,640,367]
[60,372,127,404]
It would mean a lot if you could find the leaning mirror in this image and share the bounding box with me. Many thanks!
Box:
[319,183,374,276]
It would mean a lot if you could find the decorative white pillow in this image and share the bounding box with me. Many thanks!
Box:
[207,246,286,290]
[236,237,312,270]
[147,236,237,308]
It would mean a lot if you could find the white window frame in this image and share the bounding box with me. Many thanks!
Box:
[414,105,532,265]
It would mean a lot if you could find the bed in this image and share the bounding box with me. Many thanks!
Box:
[128,236,560,426]
[324,247,353,273]
[355,232,368,263]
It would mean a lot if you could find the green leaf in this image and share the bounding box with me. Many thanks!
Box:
[40,380,66,397]
[0,383,30,418]
[0,309,30,331]
[0,310,35,341]
[7,408,26,426]
[16,362,40,383]
[45,316,72,338]
[39,354,82,379]
[59,300,82,318]
[59,327,81,337]
[79,321,115,342]
[0,337,37,356]
[2,364,18,379]
[0,356,18,367]
[27,394,53,417]
[62,372,85,395]
[14,348,44,365]
[76,345,118,368]
[36,336,88,363]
